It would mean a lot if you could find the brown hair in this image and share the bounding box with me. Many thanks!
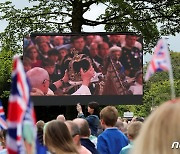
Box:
[44,120,78,153]
[100,106,118,127]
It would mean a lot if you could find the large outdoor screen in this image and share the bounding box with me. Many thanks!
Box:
[23,32,143,105]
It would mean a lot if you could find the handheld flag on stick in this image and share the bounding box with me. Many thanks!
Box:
[145,38,175,99]
[0,100,7,130]
[6,57,37,154]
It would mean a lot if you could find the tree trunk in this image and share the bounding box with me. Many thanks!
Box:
[72,0,83,32]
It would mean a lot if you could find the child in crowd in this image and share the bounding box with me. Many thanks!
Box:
[120,121,142,154]
[97,106,128,154]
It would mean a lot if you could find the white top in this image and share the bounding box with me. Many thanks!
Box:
[72,85,91,95]
[129,82,143,95]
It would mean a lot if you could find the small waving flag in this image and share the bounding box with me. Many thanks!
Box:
[0,100,7,130]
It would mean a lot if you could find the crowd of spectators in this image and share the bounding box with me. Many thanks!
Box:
[1,98,180,153]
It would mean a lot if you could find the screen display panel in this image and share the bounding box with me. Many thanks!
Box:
[23,32,143,105]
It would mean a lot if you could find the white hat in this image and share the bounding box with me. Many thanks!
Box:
[109,45,122,53]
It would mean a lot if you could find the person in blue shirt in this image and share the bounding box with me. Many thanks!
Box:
[120,121,142,154]
[97,106,128,154]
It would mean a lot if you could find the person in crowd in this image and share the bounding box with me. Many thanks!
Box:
[89,42,102,72]
[65,120,92,154]
[103,45,124,75]
[129,70,143,95]
[73,118,99,154]
[42,59,60,83]
[44,120,78,154]
[115,118,126,134]
[85,35,95,50]
[97,42,110,66]
[76,102,100,136]
[58,47,68,66]
[36,120,45,145]
[23,57,32,72]
[120,121,142,154]
[108,35,121,47]
[25,45,42,68]
[120,35,142,77]
[97,106,128,154]
[56,114,66,122]
[52,36,64,48]
[26,67,53,95]
[48,48,59,65]
[42,57,65,88]
[70,36,90,56]
[35,36,52,59]
[132,98,180,154]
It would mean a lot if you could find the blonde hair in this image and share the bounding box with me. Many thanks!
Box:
[132,98,180,154]
[127,121,142,140]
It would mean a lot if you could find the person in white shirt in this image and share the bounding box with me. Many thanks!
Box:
[26,66,94,96]
[129,71,143,95]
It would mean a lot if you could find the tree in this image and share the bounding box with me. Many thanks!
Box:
[0,0,179,54]
[0,49,13,98]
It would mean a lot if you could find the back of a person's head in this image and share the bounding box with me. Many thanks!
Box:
[36,120,45,129]
[127,121,142,140]
[56,114,66,122]
[73,118,90,137]
[36,120,45,145]
[115,119,124,132]
[88,101,100,116]
[65,120,80,138]
[135,117,144,122]
[100,106,118,127]
[44,120,78,153]
[132,98,180,154]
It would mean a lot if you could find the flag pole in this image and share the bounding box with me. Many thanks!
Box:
[164,38,176,99]
[169,67,176,99]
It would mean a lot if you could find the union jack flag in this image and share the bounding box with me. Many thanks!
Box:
[6,57,36,154]
[0,100,7,130]
[145,39,171,81]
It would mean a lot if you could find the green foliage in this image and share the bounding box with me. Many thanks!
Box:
[0,49,13,98]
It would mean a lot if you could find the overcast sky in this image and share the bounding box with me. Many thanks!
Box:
[0,0,179,63]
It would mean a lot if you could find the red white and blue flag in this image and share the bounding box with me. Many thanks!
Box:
[6,57,37,154]
[145,39,171,81]
[0,100,7,130]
